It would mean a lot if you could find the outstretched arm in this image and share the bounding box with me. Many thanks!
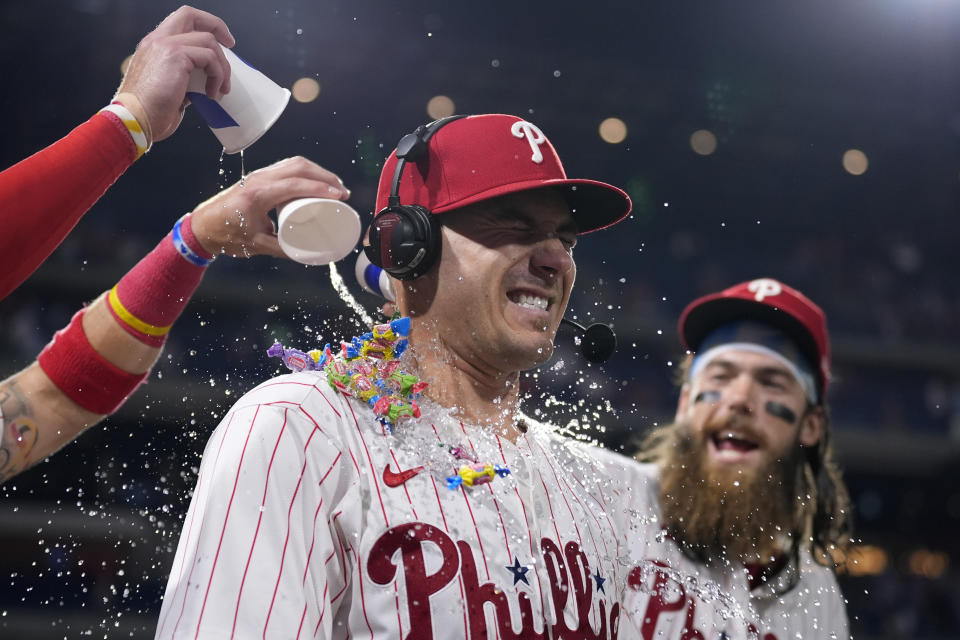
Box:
[0,157,349,482]
[0,5,234,301]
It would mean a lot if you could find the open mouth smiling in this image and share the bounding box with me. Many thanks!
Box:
[507,290,552,312]
[708,430,761,462]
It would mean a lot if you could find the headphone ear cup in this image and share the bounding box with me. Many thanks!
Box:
[367,205,441,280]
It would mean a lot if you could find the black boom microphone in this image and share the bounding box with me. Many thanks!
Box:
[560,318,617,364]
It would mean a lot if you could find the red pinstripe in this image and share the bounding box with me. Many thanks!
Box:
[456,424,491,579]
[329,582,348,605]
[429,474,469,638]
[394,580,404,639]
[488,435,513,559]
[331,511,347,584]
[297,405,331,437]
[590,476,624,588]
[264,399,302,407]
[312,582,329,638]
[345,399,390,526]
[263,428,321,637]
[347,545,375,639]
[296,601,308,640]
[192,406,263,640]
[388,449,419,521]
[459,484,491,580]
[555,471,605,625]
[429,473,450,531]
[158,413,236,639]
[536,469,564,547]
[536,440,605,625]
[255,379,342,418]
[515,433,550,626]
[511,483,548,622]
[329,511,349,605]
[569,469,610,520]
[559,472,610,578]
[302,452,341,586]
[487,482,512,559]
[230,408,290,638]
[457,427,504,640]
[536,440,584,547]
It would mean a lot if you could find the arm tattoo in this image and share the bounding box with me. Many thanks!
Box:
[0,380,40,483]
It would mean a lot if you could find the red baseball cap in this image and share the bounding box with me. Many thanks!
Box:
[375,114,632,234]
[678,278,831,398]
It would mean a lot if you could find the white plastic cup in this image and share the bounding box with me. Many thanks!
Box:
[186,45,290,154]
[277,198,362,265]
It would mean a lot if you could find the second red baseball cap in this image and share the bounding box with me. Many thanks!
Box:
[375,114,632,234]
[678,278,831,399]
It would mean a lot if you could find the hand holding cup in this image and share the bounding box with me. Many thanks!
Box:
[116,5,236,145]
[188,157,350,259]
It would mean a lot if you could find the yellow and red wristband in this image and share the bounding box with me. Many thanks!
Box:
[105,213,212,348]
[38,310,148,415]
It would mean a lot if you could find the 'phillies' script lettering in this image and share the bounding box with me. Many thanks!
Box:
[368,522,620,640]
[627,561,779,640]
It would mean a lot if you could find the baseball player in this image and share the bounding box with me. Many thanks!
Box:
[616,278,852,639]
[154,114,649,639]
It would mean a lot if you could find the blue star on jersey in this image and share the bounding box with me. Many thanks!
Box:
[506,556,530,586]
[593,569,606,594]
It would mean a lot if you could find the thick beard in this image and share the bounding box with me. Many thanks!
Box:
[657,421,805,566]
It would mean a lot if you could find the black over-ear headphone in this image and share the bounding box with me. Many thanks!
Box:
[364,115,467,280]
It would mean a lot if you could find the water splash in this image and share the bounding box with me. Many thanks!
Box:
[328,261,372,326]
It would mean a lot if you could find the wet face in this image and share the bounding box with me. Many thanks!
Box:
[658,349,823,562]
[404,189,577,373]
[676,349,822,481]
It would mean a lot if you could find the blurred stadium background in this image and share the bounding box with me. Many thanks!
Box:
[1,0,958,637]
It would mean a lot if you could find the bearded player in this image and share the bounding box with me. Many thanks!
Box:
[155,114,649,639]
[621,278,852,639]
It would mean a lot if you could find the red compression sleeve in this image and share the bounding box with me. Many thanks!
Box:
[0,112,137,300]
[37,309,148,415]
[105,214,212,347]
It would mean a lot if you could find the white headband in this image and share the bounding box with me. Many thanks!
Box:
[689,342,817,404]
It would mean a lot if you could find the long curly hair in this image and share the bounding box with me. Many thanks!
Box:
[636,355,853,568]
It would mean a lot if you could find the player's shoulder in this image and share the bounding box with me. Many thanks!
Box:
[774,550,850,637]
[236,370,335,405]
[796,548,844,589]
[224,371,351,426]
[523,415,656,486]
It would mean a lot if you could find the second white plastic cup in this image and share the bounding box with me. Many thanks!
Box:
[186,45,291,154]
[277,198,362,265]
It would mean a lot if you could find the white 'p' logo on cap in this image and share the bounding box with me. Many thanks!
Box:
[510,120,546,164]
[748,278,783,302]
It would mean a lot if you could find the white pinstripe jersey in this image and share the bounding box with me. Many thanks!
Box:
[155,371,641,640]
[591,451,851,640]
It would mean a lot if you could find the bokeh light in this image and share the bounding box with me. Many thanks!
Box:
[120,54,133,75]
[838,544,889,576]
[427,95,455,119]
[598,117,627,144]
[843,148,869,175]
[291,77,321,103]
[907,549,949,579]
[690,129,717,155]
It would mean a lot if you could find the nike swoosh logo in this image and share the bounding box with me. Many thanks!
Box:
[383,463,424,488]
